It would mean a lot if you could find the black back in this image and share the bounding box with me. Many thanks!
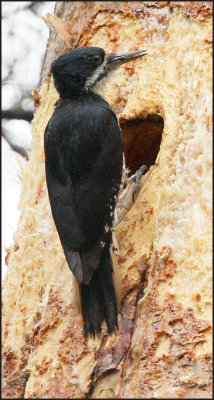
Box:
[44,92,123,284]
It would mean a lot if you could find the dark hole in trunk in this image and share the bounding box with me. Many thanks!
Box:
[120,114,164,176]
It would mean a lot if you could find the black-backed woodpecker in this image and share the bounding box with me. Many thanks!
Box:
[44,46,147,336]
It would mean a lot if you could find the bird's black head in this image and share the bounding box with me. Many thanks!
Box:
[51,46,147,97]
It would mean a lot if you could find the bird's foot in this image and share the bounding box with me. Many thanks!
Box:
[127,165,148,202]
[114,165,148,225]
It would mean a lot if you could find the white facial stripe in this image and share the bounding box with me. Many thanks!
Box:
[85,53,108,91]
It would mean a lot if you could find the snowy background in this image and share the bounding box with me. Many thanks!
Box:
[2,1,55,279]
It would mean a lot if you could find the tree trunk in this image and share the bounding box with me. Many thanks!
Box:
[2,2,212,398]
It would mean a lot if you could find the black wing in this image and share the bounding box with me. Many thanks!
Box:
[44,97,123,284]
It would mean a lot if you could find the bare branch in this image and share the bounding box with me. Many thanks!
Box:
[2,109,34,122]
[2,129,30,159]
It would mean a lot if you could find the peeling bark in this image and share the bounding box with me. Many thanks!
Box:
[2,2,212,398]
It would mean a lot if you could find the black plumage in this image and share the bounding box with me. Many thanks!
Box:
[44,46,147,336]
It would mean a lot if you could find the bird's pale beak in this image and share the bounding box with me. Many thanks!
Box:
[107,49,147,69]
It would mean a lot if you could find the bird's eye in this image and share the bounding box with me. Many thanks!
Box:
[93,55,101,64]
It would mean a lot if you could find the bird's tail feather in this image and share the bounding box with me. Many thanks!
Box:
[80,252,118,336]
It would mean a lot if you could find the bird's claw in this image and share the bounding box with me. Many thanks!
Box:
[127,165,148,202]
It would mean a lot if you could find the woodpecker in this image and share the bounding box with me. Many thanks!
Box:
[44,46,147,336]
